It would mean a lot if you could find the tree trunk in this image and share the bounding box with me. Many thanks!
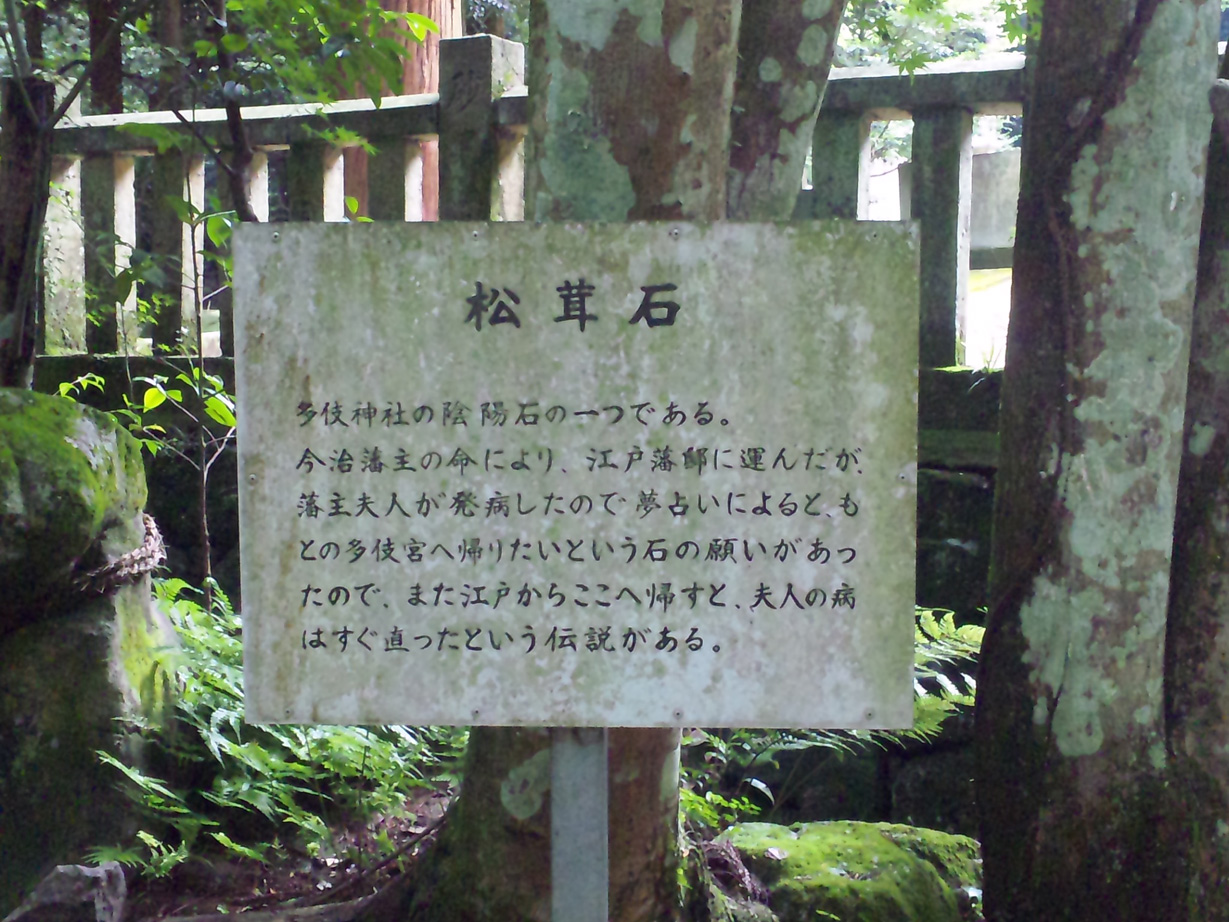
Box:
[87,0,124,113]
[1164,53,1229,918]
[975,3,1218,920]
[726,0,848,220]
[0,78,55,388]
[531,4,739,917]
[402,3,855,920]
[343,0,460,219]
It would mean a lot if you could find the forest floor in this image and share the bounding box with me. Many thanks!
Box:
[120,788,451,920]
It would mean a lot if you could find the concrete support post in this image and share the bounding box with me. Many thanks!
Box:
[910,105,973,367]
[42,155,86,354]
[82,153,136,353]
[149,150,204,352]
[551,728,609,922]
[808,110,872,219]
[438,35,525,220]
[287,141,344,223]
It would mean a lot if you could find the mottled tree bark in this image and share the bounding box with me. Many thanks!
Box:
[526,0,740,224]
[403,3,862,918]
[975,2,1218,920]
[726,0,847,220]
[530,4,737,919]
[410,4,740,921]
[1165,53,1229,918]
[405,729,554,921]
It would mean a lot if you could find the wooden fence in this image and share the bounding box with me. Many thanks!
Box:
[23,35,1023,375]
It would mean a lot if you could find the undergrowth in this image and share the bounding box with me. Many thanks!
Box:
[91,578,466,878]
[680,608,982,833]
[95,588,979,876]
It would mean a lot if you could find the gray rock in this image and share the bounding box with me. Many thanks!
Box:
[1,863,126,922]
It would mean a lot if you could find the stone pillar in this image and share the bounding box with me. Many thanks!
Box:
[149,149,205,352]
[910,106,972,367]
[287,141,344,222]
[42,155,87,354]
[82,153,137,353]
[438,35,525,221]
[808,110,872,220]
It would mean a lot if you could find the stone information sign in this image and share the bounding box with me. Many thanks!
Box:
[234,222,918,727]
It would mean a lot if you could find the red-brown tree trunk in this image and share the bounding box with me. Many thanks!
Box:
[343,0,460,219]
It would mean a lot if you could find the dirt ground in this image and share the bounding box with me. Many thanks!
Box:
[121,789,450,920]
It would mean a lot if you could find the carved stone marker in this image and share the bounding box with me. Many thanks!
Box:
[234,221,918,727]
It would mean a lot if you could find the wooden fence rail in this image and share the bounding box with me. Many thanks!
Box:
[15,36,1023,370]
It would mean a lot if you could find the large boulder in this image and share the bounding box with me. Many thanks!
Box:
[0,389,146,632]
[0,389,173,914]
[718,821,981,922]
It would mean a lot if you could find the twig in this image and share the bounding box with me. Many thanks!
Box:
[301,813,446,908]
[2,0,33,77]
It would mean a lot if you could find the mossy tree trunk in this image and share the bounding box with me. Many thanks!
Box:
[1164,52,1229,918]
[403,2,846,920]
[975,2,1218,920]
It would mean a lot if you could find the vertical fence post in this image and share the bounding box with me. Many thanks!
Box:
[494,121,526,222]
[438,35,525,221]
[82,152,136,353]
[150,149,205,352]
[910,105,972,368]
[367,138,414,221]
[807,110,872,220]
[43,155,86,354]
[287,141,344,222]
[217,151,268,358]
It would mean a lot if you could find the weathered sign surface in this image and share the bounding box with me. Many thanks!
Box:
[235,221,918,727]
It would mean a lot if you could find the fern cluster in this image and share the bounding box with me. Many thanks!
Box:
[91,579,466,877]
[681,608,982,833]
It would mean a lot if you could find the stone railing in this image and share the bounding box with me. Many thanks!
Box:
[800,51,1024,367]
[26,38,1022,377]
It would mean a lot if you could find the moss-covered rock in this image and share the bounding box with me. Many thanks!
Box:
[718,821,981,922]
[0,389,173,914]
[0,583,176,914]
[0,388,146,633]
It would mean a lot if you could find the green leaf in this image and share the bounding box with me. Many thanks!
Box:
[211,831,267,862]
[143,388,167,411]
[746,777,774,803]
[193,39,218,57]
[164,195,196,224]
[204,396,237,427]
[405,12,438,42]
[220,33,249,53]
[206,213,234,249]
